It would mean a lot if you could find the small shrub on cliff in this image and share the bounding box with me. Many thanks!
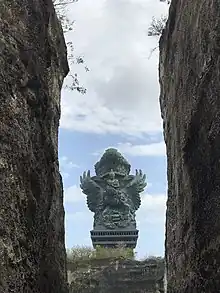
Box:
[159,0,170,3]
[53,0,77,33]
[53,0,88,94]
[143,255,164,262]
[148,16,167,37]
[147,0,170,58]
[142,256,165,275]
[148,0,170,38]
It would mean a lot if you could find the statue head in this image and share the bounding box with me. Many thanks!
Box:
[108,169,115,180]
[105,169,120,188]
[94,148,131,177]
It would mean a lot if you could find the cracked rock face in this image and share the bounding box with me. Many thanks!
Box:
[68,258,164,293]
[0,0,69,292]
[159,0,220,292]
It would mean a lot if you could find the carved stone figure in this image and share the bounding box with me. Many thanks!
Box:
[80,148,147,230]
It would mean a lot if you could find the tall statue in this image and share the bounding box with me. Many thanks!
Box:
[80,148,147,230]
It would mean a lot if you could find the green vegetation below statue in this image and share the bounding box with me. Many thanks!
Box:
[67,246,164,293]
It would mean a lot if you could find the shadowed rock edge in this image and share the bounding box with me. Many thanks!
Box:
[159,0,220,292]
[0,0,69,292]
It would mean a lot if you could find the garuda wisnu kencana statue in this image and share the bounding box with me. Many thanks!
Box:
[80,148,147,230]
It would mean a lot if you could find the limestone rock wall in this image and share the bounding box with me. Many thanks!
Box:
[0,0,69,292]
[68,258,164,293]
[159,0,220,292]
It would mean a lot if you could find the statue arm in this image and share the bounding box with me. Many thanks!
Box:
[127,169,147,192]
[80,171,103,212]
[122,170,147,211]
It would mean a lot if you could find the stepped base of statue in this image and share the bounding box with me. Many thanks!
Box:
[90,229,139,248]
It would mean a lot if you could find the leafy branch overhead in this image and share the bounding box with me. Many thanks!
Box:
[53,0,79,6]
[148,16,167,37]
[148,0,170,37]
[147,0,170,59]
[53,0,88,94]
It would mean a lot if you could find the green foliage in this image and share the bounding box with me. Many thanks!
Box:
[95,244,134,259]
[143,255,164,261]
[147,0,170,59]
[159,0,170,4]
[67,247,165,292]
[53,0,88,94]
[142,255,164,265]
[67,244,135,263]
[148,0,170,38]
[67,245,94,262]
[53,0,78,33]
[148,16,167,37]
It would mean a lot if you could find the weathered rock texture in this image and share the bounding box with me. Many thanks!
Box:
[68,258,164,293]
[0,0,69,292]
[159,0,220,292]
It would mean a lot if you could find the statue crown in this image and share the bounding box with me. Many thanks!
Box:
[94,148,131,177]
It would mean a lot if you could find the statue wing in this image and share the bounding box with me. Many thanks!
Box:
[122,170,147,211]
[80,171,104,212]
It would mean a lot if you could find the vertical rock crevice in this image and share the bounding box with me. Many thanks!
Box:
[160,0,220,292]
[0,0,69,292]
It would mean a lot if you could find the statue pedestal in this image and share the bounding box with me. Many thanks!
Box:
[90,229,139,248]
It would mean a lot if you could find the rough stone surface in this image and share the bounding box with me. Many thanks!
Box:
[68,258,164,293]
[0,0,69,292]
[159,0,220,292]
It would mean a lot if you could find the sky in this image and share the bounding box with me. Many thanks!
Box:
[58,0,169,259]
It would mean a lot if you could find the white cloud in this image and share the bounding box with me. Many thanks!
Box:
[66,211,91,222]
[65,211,93,248]
[64,185,85,204]
[117,141,166,156]
[59,156,80,179]
[62,172,70,179]
[137,192,167,224]
[60,0,169,136]
[60,156,79,169]
[92,140,166,157]
[136,192,167,257]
